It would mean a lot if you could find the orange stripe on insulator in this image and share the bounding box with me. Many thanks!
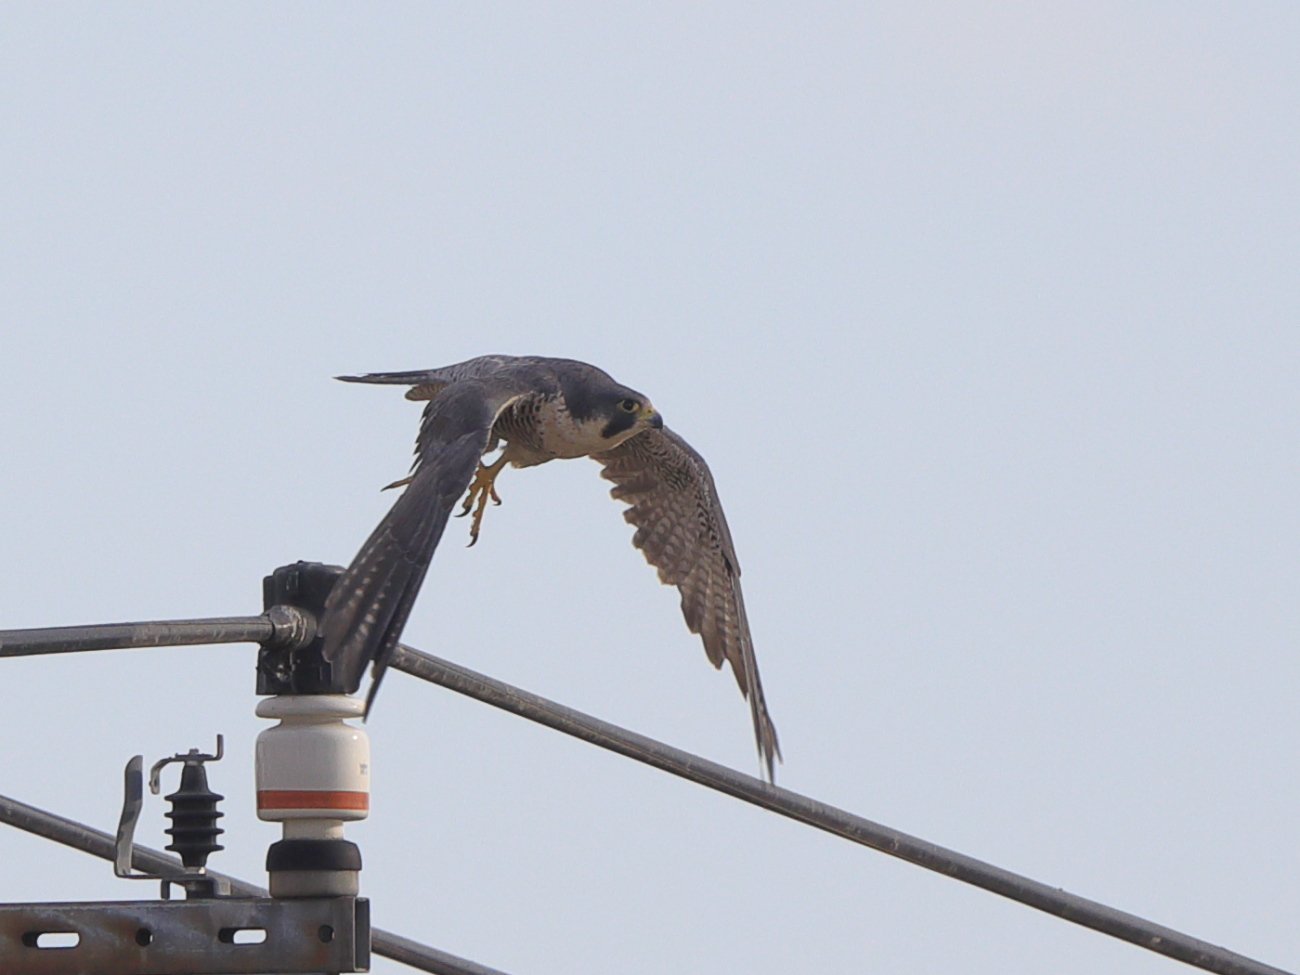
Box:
[257,790,369,810]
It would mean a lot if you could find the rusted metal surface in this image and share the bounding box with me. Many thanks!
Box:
[0,896,368,974]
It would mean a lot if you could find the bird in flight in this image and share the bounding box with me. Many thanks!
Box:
[320,355,781,780]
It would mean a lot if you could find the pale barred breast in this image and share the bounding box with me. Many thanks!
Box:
[489,396,545,457]
[491,391,621,466]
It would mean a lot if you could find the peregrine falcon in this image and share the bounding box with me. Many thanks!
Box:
[320,355,781,780]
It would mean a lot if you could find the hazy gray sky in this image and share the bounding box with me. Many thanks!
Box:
[2,5,1297,974]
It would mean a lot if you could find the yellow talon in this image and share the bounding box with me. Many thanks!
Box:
[456,454,509,546]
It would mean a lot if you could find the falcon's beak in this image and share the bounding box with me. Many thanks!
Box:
[642,407,663,429]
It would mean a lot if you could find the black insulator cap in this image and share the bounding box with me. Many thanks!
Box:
[266,838,362,872]
[164,762,224,869]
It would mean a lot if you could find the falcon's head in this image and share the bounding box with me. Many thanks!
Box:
[597,391,663,443]
[559,364,663,448]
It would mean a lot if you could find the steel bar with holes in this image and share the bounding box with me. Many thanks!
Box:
[0,794,511,975]
[1,617,1294,975]
[0,897,367,975]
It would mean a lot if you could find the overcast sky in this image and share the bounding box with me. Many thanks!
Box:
[1,4,1298,974]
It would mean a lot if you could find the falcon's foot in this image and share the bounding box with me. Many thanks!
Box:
[456,454,508,547]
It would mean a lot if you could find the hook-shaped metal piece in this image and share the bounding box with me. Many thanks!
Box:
[148,734,224,795]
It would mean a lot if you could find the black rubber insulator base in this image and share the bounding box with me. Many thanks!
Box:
[266,838,362,872]
[165,764,224,869]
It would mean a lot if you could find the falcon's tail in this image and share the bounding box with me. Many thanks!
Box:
[336,370,440,386]
[336,371,452,404]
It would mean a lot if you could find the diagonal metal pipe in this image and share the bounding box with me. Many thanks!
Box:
[387,643,1294,975]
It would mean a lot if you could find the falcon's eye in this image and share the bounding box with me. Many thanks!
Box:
[618,398,639,413]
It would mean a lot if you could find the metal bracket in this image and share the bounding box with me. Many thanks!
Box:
[0,896,369,974]
[114,739,228,897]
[113,756,147,881]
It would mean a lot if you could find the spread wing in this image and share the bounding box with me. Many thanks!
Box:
[321,378,524,705]
[593,427,781,780]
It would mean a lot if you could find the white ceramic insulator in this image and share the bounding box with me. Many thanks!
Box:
[255,695,370,824]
